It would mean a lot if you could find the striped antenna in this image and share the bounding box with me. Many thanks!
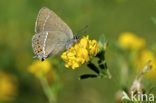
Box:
[75,25,88,37]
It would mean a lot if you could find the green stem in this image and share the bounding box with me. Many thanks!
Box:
[40,76,56,103]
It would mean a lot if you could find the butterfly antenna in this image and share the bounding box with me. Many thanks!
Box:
[76,25,88,37]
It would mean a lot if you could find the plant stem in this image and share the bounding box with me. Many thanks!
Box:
[40,77,56,103]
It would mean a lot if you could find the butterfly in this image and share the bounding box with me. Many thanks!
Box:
[32,7,79,61]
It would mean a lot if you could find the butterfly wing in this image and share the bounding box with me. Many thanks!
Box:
[35,7,73,39]
[32,31,68,59]
[44,31,69,57]
[33,7,74,60]
[32,32,45,56]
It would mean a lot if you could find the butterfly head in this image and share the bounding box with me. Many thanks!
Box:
[73,35,79,42]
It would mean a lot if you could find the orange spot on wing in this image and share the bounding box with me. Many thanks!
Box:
[35,45,42,53]
[37,49,42,53]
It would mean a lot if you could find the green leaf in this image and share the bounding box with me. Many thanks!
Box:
[87,62,100,74]
[151,17,156,25]
[79,74,98,79]
[100,68,112,79]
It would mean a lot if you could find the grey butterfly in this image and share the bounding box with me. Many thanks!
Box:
[32,7,79,61]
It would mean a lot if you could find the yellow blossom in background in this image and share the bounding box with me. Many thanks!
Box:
[28,60,58,103]
[118,32,146,50]
[28,60,51,78]
[151,44,156,52]
[0,72,18,101]
[135,49,156,80]
[61,35,98,69]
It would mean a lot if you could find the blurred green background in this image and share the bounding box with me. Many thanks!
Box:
[0,0,156,103]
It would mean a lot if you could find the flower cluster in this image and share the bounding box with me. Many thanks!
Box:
[61,35,98,69]
[118,32,146,50]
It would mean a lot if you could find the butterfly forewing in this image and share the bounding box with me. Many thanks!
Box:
[35,7,73,39]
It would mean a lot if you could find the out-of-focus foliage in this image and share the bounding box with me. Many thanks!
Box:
[118,32,156,80]
[0,72,18,102]
[117,32,156,102]
[136,49,156,79]
[0,0,156,103]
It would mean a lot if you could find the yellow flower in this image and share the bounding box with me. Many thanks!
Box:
[151,44,156,52]
[28,60,51,78]
[61,35,98,69]
[89,40,98,56]
[135,49,156,80]
[0,72,18,101]
[118,32,146,50]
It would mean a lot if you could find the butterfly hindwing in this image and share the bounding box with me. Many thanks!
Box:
[44,31,69,57]
[32,31,69,59]
[32,32,45,56]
